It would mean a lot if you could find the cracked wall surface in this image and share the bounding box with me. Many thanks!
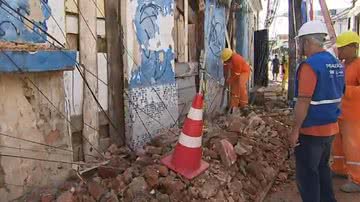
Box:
[0,73,72,200]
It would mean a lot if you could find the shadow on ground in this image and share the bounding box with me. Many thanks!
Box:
[266,178,360,202]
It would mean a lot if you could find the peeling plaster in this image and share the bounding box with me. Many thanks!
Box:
[0,0,51,43]
[129,0,176,88]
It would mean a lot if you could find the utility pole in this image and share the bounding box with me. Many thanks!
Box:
[79,0,99,160]
[184,0,189,62]
[288,0,302,101]
[105,0,126,145]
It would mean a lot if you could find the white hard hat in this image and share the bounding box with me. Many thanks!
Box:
[296,20,328,38]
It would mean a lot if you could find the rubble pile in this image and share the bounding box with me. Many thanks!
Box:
[23,109,292,202]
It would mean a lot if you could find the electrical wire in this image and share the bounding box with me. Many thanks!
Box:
[86,0,177,125]
[0,48,105,160]
[0,132,98,158]
[0,1,178,146]
[0,153,127,171]
[0,0,207,153]
[0,1,123,148]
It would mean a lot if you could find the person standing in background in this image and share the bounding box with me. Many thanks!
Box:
[281,55,289,92]
[332,31,360,193]
[272,54,280,81]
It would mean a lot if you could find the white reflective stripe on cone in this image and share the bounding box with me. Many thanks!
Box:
[187,108,203,121]
[310,98,342,105]
[178,133,202,148]
[333,156,345,159]
[347,161,360,166]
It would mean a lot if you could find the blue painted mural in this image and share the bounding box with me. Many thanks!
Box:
[0,0,77,73]
[205,0,226,80]
[0,0,50,43]
[235,1,249,60]
[130,0,176,88]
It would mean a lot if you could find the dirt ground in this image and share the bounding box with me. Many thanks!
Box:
[266,178,360,202]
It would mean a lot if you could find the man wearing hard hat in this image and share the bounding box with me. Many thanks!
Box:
[289,20,345,202]
[331,31,360,193]
[221,48,250,113]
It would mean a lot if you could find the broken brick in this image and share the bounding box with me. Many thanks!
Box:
[199,178,220,199]
[216,139,237,167]
[98,166,118,179]
[88,181,107,201]
[278,172,288,181]
[157,165,169,177]
[108,144,118,154]
[144,165,159,188]
[125,177,149,201]
[41,193,55,202]
[56,191,75,202]
[123,167,134,184]
[145,146,163,155]
[159,176,185,194]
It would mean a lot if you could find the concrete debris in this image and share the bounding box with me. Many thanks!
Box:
[22,107,291,202]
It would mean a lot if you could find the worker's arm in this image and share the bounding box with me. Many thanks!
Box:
[344,68,360,99]
[227,74,238,84]
[289,64,317,147]
[345,85,360,100]
[293,97,312,131]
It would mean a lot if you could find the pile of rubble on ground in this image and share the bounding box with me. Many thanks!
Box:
[23,108,293,202]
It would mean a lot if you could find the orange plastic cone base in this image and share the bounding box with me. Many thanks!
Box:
[161,153,209,180]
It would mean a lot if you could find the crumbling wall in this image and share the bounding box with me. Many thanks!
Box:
[0,73,72,201]
[122,0,179,150]
[204,0,227,115]
[0,0,74,200]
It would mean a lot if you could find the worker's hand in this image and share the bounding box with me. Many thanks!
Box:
[288,128,300,148]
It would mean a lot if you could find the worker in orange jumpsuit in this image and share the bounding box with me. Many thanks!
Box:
[332,31,360,193]
[221,48,251,113]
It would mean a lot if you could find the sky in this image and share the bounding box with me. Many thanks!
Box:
[259,0,353,38]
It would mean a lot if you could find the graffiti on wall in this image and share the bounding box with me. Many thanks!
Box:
[130,0,175,88]
[205,0,226,80]
[0,0,50,43]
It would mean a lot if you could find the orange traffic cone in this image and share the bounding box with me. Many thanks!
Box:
[161,93,209,180]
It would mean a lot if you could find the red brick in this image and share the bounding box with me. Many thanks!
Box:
[88,181,107,201]
[159,176,185,194]
[56,191,75,202]
[41,193,55,202]
[98,166,118,179]
[144,165,159,188]
[216,139,237,167]
[157,165,169,177]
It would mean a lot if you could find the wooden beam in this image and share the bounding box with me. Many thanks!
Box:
[71,111,110,133]
[288,0,302,101]
[177,0,197,24]
[105,0,126,146]
[79,0,99,161]
[184,0,189,62]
